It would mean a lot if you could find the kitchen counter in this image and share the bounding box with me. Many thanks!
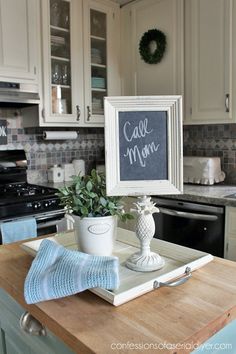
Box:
[40,181,236,206]
[157,184,236,207]
[0,232,236,353]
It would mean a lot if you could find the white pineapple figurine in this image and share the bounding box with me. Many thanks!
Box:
[126,196,165,272]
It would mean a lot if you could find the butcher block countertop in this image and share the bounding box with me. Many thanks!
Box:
[0,237,236,354]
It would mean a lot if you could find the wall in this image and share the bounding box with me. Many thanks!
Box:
[184,124,236,183]
[0,109,104,183]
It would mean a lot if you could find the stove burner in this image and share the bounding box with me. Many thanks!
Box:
[0,183,50,198]
[0,182,63,219]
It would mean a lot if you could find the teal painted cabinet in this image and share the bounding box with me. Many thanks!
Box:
[0,289,75,354]
[192,320,236,354]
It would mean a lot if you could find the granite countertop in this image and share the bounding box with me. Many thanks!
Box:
[40,180,236,207]
[160,184,236,207]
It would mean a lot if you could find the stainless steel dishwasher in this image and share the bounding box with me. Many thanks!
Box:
[152,198,225,257]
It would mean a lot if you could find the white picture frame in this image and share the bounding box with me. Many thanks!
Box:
[104,96,183,196]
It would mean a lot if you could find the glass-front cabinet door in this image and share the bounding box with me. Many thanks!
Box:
[83,0,120,125]
[41,0,84,124]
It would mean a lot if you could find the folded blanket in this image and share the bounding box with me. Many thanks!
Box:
[24,239,120,304]
[1,217,37,244]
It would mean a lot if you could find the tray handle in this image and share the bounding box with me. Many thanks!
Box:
[153,267,191,289]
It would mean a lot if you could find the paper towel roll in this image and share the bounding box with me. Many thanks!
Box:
[43,131,78,140]
[73,159,85,176]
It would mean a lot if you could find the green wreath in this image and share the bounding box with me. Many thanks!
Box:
[139,29,166,64]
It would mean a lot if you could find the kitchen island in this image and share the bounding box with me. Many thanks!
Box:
[0,233,236,354]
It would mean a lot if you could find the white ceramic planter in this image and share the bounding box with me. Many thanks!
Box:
[66,214,117,256]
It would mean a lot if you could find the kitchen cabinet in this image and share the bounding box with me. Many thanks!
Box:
[40,0,120,127]
[83,0,120,125]
[184,0,235,124]
[120,0,184,96]
[0,0,40,85]
[224,206,236,261]
[0,288,74,354]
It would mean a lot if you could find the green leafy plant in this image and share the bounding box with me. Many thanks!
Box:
[57,169,133,222]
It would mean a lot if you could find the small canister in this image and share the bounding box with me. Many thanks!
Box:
[72,159,85,176]
[62,163,76,181]
[47,165,64,183]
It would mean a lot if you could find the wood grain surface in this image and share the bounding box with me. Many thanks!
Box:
[0,237,236,354]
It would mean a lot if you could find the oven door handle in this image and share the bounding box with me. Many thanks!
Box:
[36,219,64,230]
[34,211,65,222]
[159,207,218,221]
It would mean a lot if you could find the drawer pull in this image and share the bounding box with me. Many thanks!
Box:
[20,312,46,336]
[153,267,191,289]
[87,105,91,121]
[76,105,80,121]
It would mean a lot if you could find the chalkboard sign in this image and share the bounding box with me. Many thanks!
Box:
[104,96,183,196]
[0,120,7,145]
[119,111,167,181]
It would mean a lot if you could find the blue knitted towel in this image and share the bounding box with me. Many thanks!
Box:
[24,239,120,304]
[1,217,37,244]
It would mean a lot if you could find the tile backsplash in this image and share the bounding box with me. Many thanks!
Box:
[184,124,236,183]
[1,110,104,183]
[3,109,236,185]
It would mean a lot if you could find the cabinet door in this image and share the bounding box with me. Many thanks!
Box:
[83,0,120,126]
[120,0,184,96]
[185,0,233,124]
[0,289,75,354]
[41,0,84,125]
[0,0,39,83]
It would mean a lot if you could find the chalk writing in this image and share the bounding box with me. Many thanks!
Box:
[123,118,153,142]
[123,118,160,167]
[119,111,167,181]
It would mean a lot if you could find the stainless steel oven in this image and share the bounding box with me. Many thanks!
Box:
[0,210,66,243]
[33,210,66,237]
[0,149,67,244]
[152,198,225,257]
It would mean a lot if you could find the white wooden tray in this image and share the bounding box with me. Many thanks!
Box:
[21,228,213,306]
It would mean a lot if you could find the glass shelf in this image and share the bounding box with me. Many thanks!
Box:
[91,63,106,68]
[51,56,70,62]
[51,84,71,89]
[91,35,106,41]
[50,25,70,33]
[92,88,106,92]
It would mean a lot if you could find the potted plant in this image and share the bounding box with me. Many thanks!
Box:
[57,169,133,256]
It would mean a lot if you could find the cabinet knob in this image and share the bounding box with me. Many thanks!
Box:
[87,106,91,121]
[76,105,81,121]
[225,94,230,113]
[20,312,46,336]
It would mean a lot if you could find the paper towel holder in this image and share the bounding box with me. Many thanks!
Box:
[43,131,79,140]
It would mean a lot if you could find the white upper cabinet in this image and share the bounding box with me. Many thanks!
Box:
[0,0,39,83]
[83,0,120,125]
[120,0,184,96]
[41,0,84,125]
[40,0,120,127]
[184,0,233,124]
